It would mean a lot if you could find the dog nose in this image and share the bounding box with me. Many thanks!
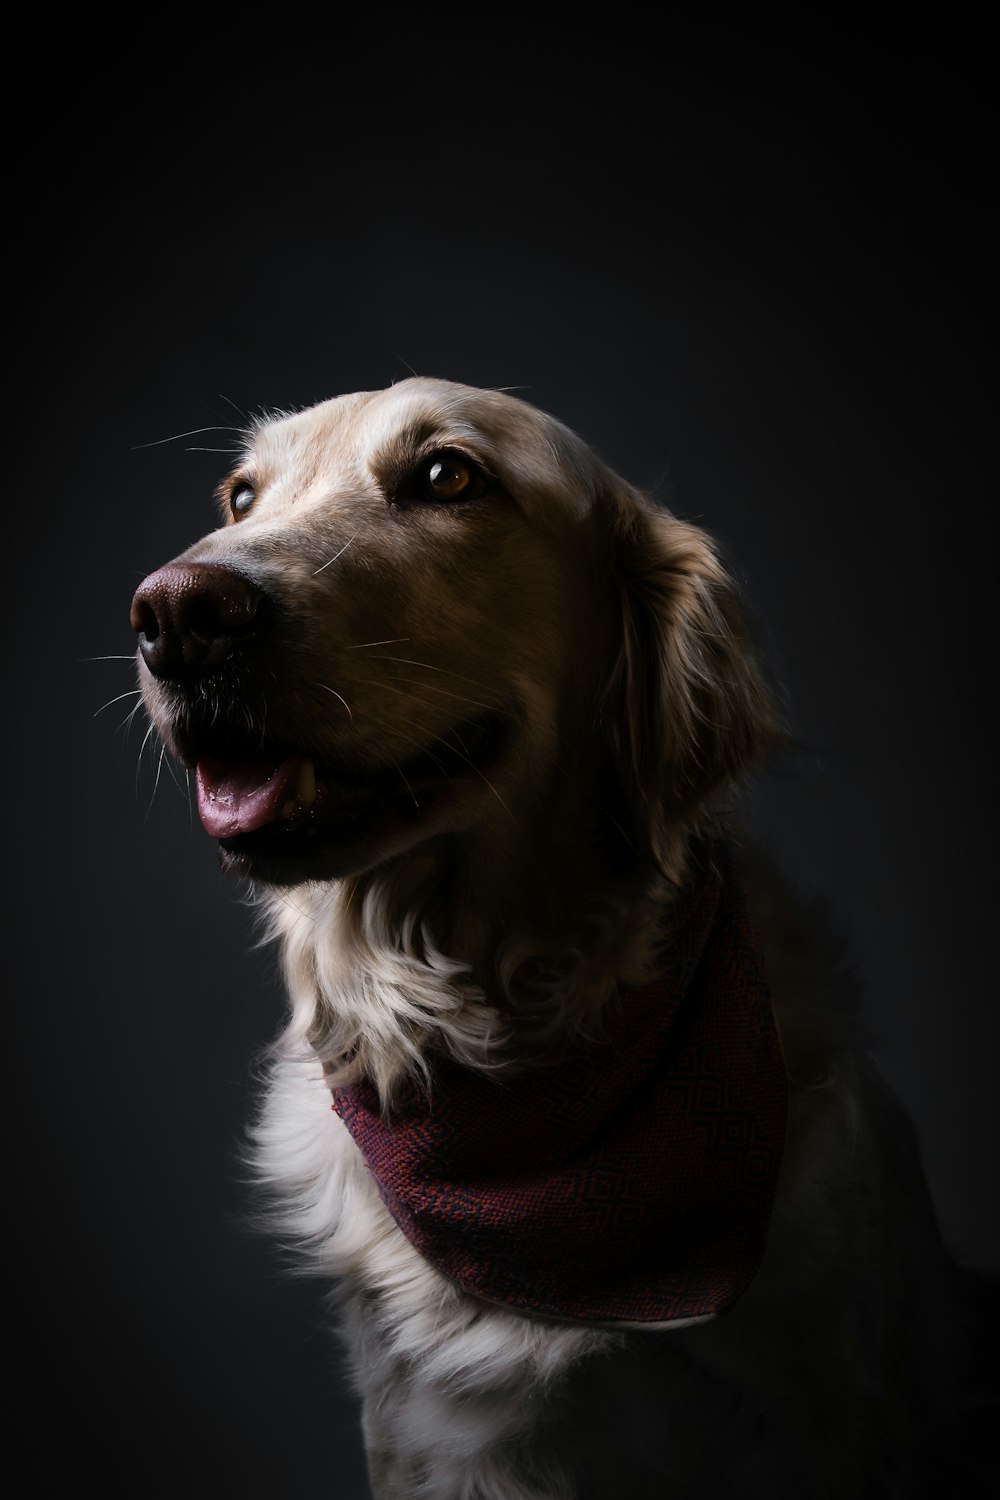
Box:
[131,562,264,681]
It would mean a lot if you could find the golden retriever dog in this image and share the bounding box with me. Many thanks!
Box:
[131,377,996,1498]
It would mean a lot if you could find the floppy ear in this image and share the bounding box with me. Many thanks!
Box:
[600,485,784,872]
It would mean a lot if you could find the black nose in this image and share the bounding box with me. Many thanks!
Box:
[130,562,264,682]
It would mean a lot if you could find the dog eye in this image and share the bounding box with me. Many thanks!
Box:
[406,451,489,505]
[229,483,257,519]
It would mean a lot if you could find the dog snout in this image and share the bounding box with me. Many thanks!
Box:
[131,562,264,682]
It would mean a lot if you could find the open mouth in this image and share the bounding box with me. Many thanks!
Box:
[190,709,508,884]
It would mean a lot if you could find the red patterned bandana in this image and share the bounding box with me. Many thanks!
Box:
[331,841,787,1326]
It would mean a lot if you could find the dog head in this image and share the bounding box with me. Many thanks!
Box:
[132,377,780,890]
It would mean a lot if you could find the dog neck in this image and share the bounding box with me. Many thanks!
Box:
[262,750,691,1108]
[327,837,787,1326]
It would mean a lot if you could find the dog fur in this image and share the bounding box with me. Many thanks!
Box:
[132,377,997,1497]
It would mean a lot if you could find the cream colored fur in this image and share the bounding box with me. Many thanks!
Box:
[135,378,996,1498]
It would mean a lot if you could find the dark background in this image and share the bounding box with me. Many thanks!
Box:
[9,28,995,1498]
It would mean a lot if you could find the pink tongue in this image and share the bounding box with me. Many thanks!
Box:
[195,755,304,838]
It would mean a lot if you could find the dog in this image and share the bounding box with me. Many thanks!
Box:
[131,377,997,1498]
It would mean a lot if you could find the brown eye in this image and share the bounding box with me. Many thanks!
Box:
[230,482,256,519]
[410,451,489,505]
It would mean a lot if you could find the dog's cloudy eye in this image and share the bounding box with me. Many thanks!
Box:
[410,451,488,505]
[230,483,256,519]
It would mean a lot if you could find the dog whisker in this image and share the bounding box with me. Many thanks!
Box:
[131,424,241,450]
[117,698,147,736]
[162,746,187,798]
[314,530,361,576]
[334,705,433,810]
[393,761,420,810]
[310,683,354,720]
[367,655,491,689]
[382,675,497,715]
[345,638,413,650]
[343,705,466,810]
[388,352,420,379]
[355,684,512,820]
[144,744,168,819]
[135,721,157,797]
[138,720,157,759]
[215,393,251,424]
[94,688,143,719]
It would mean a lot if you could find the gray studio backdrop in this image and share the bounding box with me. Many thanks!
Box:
[10,34,994,1499]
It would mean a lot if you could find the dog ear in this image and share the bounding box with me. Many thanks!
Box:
[600,486,784,872]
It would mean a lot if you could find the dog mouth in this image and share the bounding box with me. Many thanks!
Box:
[189,709,508,884]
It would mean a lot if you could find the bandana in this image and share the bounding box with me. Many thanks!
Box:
[331,841,787,1326]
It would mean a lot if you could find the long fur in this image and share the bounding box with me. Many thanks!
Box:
[133,377,998,1498]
